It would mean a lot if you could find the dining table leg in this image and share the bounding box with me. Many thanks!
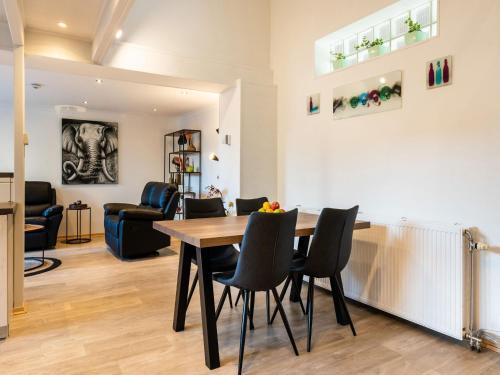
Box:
[330,272,350,325]
[289,235,310,302]
[173,241,194,332]
[196,246,220,370]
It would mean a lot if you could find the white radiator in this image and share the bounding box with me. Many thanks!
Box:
[314,217,465,340]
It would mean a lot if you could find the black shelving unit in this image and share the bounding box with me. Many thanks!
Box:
[163,129,202,219]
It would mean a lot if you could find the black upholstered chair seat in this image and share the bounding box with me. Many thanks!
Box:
[25,181,64,251]
[191,245,239,272]
[103,203,138,215]
[25,216,49,226]
[26,204,51,217]
[290,251,307,272]
[103,182,179,259]
[184,198,240,313]
[104,215,121,237]
[214,210,300,375]
[271,206,360,353]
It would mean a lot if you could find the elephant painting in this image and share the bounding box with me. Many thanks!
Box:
[61,119,118,184]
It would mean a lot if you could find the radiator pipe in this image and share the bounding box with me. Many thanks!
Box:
[463,229,499,352]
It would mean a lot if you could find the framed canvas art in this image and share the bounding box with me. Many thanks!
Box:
[307,93,320,115]
[426,56,452,89]
[62,118,118,184]
[332,70,402,120]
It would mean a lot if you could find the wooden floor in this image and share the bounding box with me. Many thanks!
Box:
[1,238,499,375]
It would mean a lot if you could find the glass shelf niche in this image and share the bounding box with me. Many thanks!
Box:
[315,0,438,76]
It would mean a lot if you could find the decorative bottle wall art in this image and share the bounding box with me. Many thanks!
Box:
[307,93,320,115]
[426,56,452,89]
[332,70,402,120]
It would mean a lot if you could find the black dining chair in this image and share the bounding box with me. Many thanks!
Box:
[184,198,239,313]
[270,206,359,352]
[233,197,270,324]
[214,209,299,375]
[235,197,268,216]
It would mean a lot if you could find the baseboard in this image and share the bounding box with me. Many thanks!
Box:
[12,306,26,315]
[483,338,500,354]
[57,233,104,241]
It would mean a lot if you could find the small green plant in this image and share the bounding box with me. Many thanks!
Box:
[332,52,346,61]
[355,37,384,51]
[355,36,371,51]
[405,17,422,33]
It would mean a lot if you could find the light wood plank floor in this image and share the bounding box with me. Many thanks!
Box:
[1,238,499,374]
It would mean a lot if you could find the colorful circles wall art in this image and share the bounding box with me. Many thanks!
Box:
[332,70,402,120]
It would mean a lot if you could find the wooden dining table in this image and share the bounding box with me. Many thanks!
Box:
[153,212,370,370]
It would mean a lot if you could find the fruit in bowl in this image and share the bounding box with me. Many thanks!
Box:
[258,200,285,213]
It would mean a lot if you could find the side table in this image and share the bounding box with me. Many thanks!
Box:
[63,206,92,244]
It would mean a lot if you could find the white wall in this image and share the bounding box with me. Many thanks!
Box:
[240,81,277,200]
[0,105,176,235]
[218,83,242,205]
[0,105,13,173]
[270,0,500,335]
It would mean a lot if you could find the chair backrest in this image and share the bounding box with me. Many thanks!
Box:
[304,206,359,278]
[236,197,268,216]
[230,209,298,291]
[184,198,225,219]
[140,182,177,215]
[25,181,55,217]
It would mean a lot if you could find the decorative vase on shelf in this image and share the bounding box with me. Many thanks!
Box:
[332,59,347,70]
[186,133,196,151]
[178,133,187,146]
[405,30,425,45]
[368,45,383,58]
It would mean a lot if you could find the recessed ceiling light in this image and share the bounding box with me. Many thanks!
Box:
[83,100,88,105]
[379,77,387,84]
[153,108,158,112]
[57,21,67,29]
[96,79,103,84]
[115,29,123,39]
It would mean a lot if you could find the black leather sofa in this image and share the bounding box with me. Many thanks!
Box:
[103,182,180,259]
[25,181,64,251]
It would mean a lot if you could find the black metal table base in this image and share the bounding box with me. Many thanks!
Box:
[64,207,92,244]
[24,248,62,277]
[63,238,91,244]
[24,257,62,277]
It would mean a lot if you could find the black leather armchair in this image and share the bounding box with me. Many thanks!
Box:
[103,182,180,259]
[25,181,64,251]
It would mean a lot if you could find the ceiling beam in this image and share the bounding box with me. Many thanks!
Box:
[3,0,24,46]
[92,0,134,64]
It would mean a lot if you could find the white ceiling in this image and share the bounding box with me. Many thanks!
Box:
[22,0,107,41]
[0,64,219,116]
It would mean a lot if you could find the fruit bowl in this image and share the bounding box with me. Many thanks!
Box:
[258,201,285,214]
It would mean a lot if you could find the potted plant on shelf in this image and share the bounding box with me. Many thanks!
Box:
[331,52,347,70]
[404,17,425,45]
[367,38,384,58]
[355,37,385,58]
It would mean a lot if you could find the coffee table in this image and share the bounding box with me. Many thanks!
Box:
[24,224,46,272]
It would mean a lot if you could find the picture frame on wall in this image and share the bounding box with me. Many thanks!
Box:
[426,56,452,89]
[61,119,118,185]
[307,93,320,115]
[332,70,402,120]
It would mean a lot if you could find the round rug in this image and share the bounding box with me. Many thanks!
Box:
[24,257,62,277]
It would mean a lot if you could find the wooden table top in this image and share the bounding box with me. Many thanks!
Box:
[0,202,16,215]
[24,224,45,232]
[154,212,370,248]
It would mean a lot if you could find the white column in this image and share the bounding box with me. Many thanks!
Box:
[12,45,25,312]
